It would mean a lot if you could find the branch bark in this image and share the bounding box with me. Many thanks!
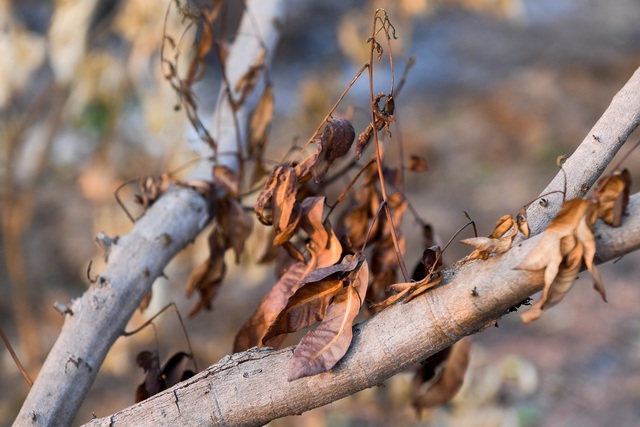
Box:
[84,192,640,427]
[82,66,640,427]
[13,1,285,425]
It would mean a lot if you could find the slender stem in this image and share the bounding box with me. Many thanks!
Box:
[0,327,33,386]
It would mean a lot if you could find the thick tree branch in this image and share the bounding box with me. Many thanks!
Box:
[83,66,640,427]
[13,1,285,425]
[84,193,640,427]
[526,66,640,235]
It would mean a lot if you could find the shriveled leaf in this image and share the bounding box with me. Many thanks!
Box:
[311,118,356,183]
[355,124,374,159]
[138,289,153,313]
[294,148,321,181]
[218,199,253,262]
[521,240,583,323]
[576,205,605,301]
[233,49,265,110]
[234,261,314,352]
[371,270,442,309]
[161,352,193,388]
[186,228,226,317]
[516,199,590,278]
[135,351,162,403]
[254,167,279,225]
[300,197,329,248]
[213,165,240,199]
[248,83,274,184]
[339,170,380,248]
[298,253,362,286]
[288,259,369,381]
[464,215,517,261]
[408,154,427,172]
[594,168,631,226]
[412,337,472,411]
[263,279,344,344]
[272,166,301,246]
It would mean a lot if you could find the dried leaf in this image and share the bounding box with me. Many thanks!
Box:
[138,289,153,313]
[408,154,427,172]
[517,198,604,322]
[464,215,517,261]
[288,259,369,381]
[263,278,344,344]
[594,168,631,227]
[355,124,374,159]
[311,118,356,183]
[298,253,361,286]
[294,149,321,180]
[233,49,265,110]
[161,352,194,388]
[272,166,301,246]
[186,228,226,317]
[213,165,241,199]
[412,337,472,411]
[248,84,274,184]
[234,261,314,352]
[300,197,342,269]
[254,167,279,225]
[218,199,253,262]
[135,351,162,403]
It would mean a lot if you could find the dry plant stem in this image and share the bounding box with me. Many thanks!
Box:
[367,12,409,282]
[13,188,210,427]
[85,193,640,427]
[189,0,285,179]
[0,327,33,386]
[526,65,640,236]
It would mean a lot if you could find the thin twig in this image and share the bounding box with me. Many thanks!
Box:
[0,327,33,386]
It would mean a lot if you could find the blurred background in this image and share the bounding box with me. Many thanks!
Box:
[1,0,640,426]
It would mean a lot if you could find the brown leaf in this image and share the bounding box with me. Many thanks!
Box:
[370,270,443,309]
[186,228,226,317]
[300,197,343,269]
[288,259,369,381]
[218,199,253,262]
[594,168,631,227]
[463,215,517,261]
[213,165,240,199]
[263,278,344,344]
[138,290,153,313]
[160,352,194,388]
[355,124,374,159]
[254,167,279,225]
[298,253,361,286]
[233,49,266,110]
[408,154,427,172]
[412,337,472,411]
[135,351,162,403]
[233,261,314,352]
[272,166,301,246]
[294,148,321,181]
[517,198,605,322]
[311,118,356,183]
[248,83,274,185]
[520,239,583,323]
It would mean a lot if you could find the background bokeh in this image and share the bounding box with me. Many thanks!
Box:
[1,0,640,426]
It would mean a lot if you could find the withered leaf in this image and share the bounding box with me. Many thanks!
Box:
[263,278,344,344]
[288,259,369,381]
[298,253,362,286]
[300,197,342,269]
[186,228,226,317]
[370,270,442,309]
[594,168,631,227]
[355,124,374,159]
[311,118,356,183]
[520,240,583,323]
[218,199,254,263]
[294,148,321,181]
[234,261,314,352]
[412,337,472,411]
[408,154,427,172]
[463,215,518,261]
[233,49,266,110]
[272,166,301,246]
[248,84,274,185]
[161,352,194,388]
[213,165,241,199]
[135,351,162,403]
[254,167,279,225]
[517,198,604,322]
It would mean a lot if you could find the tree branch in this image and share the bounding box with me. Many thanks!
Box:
[82,66,640,427]
[525,66,640,235]
[83,192,640,427]
[13,1,285,425]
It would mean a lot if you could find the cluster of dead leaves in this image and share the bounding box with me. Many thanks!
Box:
[516,169,631,322]
[185,166,253,317]
[458,169,631,323]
